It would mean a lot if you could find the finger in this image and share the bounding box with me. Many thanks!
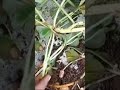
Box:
[35,75,51,90]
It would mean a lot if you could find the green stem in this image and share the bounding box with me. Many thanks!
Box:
[50,44,65,60]
[53,0,75,24]
[35,19,46,26]
[47,34,55,58]
[42,34,53,76]
[51,44,65,60]
[53,0,66,27]
[35,8,45,22]
[57,12,73,25]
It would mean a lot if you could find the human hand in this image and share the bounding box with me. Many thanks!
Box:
[35,75,51,90]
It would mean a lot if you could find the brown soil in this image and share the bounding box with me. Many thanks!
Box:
[47,59,85,90]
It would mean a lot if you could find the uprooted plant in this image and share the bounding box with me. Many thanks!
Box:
[35,0,85,78]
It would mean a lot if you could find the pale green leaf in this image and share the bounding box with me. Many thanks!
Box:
[66,48,79,62]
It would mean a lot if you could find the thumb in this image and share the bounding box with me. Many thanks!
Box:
[35,75,51,90]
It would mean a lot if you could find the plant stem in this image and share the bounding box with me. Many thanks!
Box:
[53,0,75,23]
[69,22,85,29]
[35,19,46,26]
[66,32,82,44]
[86,49,114,68]
[35,8,45,22]
[106,68,120,76]
[35,68,43,77]
[47,34,55,58]
[50,44,64,59]
[57,12,73,25]
[50,44,65,60]
[53,0,66,27]
[85,74,116,89]
[55,27,85,33]
[42,34,53,76]
[67,37,79,45]
[86,14,113,34]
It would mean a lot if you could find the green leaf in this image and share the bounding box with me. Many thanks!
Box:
[86,53,105,84]
[66,48,79,62]
[70,37,80,46]
[86,28,106,49]
[62,33,73,42]
[36,26,52,38]
[41,28,50,36]
[62,33,82,46]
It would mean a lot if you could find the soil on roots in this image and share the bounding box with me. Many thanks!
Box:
[47,59,85,90]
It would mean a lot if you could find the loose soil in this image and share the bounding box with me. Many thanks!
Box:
[47,58,85,90]
[49,59,85,84]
